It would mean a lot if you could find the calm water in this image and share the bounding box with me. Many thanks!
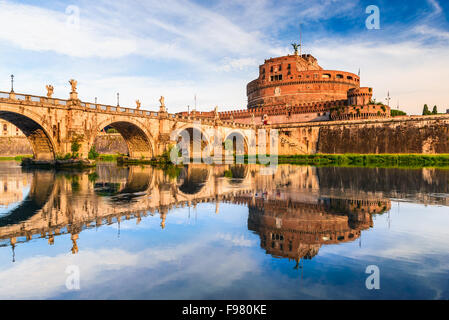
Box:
[0,161,448,300]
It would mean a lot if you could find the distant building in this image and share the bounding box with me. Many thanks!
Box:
[0,120,24,137]
[177,47,390,124]
[446,109,449,114]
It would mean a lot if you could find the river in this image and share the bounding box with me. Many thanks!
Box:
[0,161,448,299]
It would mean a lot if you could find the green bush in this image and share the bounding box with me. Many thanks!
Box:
[88,146,99,160]
[391,109,407,117]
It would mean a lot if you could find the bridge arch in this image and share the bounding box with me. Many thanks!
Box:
[172,125,212,161]
[176,166,210,196]
[224,130,249,155]
[0,170,56,227]
[92,119,155,159]
[0,107,56,160]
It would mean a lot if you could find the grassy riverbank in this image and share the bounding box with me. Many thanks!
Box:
[276,154,449,168]
[0,155,32,161]
[4,153,449,169]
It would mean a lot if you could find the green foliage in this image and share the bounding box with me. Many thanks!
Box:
[106,128,118,134]
[56,153,73,160]
[70,140,81,159]
[276,153,449,168]
[381,105,386,112]
[224,170,233,178]
[163,165,181,180]
[432,105,438,114]
[88,146,99,160]
[88,172,99,183]
[0,155,32,161]
[71,140,81,153]
[391,109,407,117]
[422,104,432,115]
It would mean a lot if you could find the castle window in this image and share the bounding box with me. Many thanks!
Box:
[322,74,331,79]
[3,124,7,131]
[279,65,282,71]
[262,68,265,74]
[270,76,274,81]
[347,76,353,80]
[270,66,273,72]
[287,64,291,69]
[314,74,318,79]
[336,74,344,79]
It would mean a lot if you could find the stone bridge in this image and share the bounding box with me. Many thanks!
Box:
[0,85,256,161]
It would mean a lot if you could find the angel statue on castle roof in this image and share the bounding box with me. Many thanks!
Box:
[291,43,300,55]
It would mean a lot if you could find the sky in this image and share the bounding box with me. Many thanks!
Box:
[0,0,448,115]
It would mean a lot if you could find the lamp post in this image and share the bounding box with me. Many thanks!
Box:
[385,91,391,107]
[10,75,14,93]
[117,93,120,107]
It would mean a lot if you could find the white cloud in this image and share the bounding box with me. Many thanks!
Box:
[0,0,447,115]
[427,0,442,15]
[0,235,258,299]
[311,39,449,114]
[414,25,449,40]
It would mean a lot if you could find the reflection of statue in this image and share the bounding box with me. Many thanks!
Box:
[71,233,79,254]
[136,100,141,110]
[69,79,77,93]
[46,85,54,98]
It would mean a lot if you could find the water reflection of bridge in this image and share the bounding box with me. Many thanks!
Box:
[0,164,448,263]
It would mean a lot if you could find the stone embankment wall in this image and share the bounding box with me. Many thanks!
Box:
[275,115,449,155]
[93,133,128,154]
[0,137,32,156]
[0,134,129,156]
[2,116,449,157]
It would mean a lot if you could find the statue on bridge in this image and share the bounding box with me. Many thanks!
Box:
[69,79,78,93]
[136,100,141,110]
[214,106,219,120]
[45,85,54,98]
[159,96,166,112]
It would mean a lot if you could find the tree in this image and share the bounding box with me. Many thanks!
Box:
[88,146,99,160]
[432,105,438,115]
[422,104,431,115]
[391,110,407,117]
[71,140,81,159]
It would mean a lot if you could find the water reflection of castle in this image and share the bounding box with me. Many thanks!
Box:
[246,197,391,266]
[0,163,448,264]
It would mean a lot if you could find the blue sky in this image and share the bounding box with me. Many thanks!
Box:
[0,0,448,114]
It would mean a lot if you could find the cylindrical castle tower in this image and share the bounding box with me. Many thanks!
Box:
[247,53,360,108]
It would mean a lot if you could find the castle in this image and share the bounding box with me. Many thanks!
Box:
[178,47,390,125]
